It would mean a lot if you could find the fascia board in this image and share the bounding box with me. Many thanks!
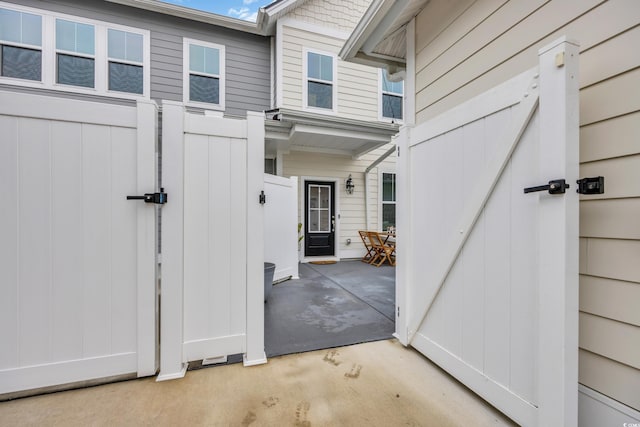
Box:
[105,0,262,34]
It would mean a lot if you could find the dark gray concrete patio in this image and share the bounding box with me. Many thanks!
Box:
[265,260,395,357]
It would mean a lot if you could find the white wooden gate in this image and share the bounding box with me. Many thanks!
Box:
[396,38,579,426]
[0,91,158,395]
[159,104,266,380]
[264,174,299,282]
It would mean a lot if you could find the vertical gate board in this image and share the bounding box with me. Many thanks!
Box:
[0,92,158,395]
[399,38,579,426]
[183,132,248,352]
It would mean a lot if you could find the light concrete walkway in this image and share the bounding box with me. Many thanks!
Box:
[0,340,515,426]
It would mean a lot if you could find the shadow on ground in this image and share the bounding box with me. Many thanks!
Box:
[265,260,395,357]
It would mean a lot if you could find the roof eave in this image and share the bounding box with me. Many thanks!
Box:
[105,0,263,34]
[340,0,409,70]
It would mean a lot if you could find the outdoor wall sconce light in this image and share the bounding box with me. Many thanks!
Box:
[346,174,355,194]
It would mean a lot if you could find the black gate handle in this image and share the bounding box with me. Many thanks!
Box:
[524,179,569,195]
[127,188,167,204]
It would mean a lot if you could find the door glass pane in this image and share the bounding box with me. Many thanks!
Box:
[57,54,94,87]
[319,210,329,232]
[309,187,318,209]
[309,210,319,232]
[2,45,41,80]
[319,186,329,208]
[308,81,332,109]
[109,62,143,94]
[189,74,219,104]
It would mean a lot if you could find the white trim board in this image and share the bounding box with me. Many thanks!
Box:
[578,384,640,426]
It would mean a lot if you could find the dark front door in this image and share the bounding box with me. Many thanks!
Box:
[304,181,335,257]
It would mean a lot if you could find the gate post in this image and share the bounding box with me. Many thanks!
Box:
[157,101,187,380]
[244,111,267,366]
[537,37,580,427]
[395,127,410,346]
[136,100,159,377]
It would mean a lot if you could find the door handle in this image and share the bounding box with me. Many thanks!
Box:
[331,216,335,233]
[523,179,569,195]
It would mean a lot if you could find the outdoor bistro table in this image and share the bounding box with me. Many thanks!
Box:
[360,230,396,267]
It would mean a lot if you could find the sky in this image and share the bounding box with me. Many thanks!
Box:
[159,0,274,22]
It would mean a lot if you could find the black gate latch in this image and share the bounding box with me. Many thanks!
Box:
[576,176,604,194]
[127,188,168,204]
[524,179,569,195]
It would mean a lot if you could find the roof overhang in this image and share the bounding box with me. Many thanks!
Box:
[340,0,428,73]
[105,0,264,34]
[265,108,399,159]
[105,0,309,36]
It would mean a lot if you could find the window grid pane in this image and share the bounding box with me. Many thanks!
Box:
[307,52,332,81]
[57,53,94,87]
[190,44,219,76]
[382,173,395,202]
[382,203,396,231]
[2,45,41,80]
[109,62,143,94]
[189,74,219,104]
[308,81,332,109]
[382,94,403,120]
[56,19,94,55]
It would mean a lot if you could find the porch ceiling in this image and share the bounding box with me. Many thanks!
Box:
[265,108,399,159]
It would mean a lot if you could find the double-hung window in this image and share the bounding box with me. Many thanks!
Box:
[108,29,144,94]
[381,172,396,231]
[381,70,403,121]
[0,3,149,98]
[0,7,42,81]
[56,19,95,88]
[305,50,335,111]
[184,38,225,109]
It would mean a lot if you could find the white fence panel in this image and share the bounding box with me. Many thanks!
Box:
[0,91,157,395]
[160,104,265,380]
[397,38,579,426]
[264,174,299,281]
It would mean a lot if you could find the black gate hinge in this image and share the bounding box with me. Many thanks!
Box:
[259,190,266,204]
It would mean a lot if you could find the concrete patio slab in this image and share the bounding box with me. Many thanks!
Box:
[0,339,515,426]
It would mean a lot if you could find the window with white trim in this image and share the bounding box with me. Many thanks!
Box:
[0,7,42,81]
[55,19,95,88]
[381,172,396,231]
[305,50,335,111]
[0,3,150,99]
[108,29,144,94]
[381,70,403,121]
[183,38,225,109]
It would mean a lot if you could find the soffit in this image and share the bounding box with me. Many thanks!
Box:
[264,108,399,159]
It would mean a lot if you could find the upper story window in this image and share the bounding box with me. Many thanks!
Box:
[0,7,42,81]
[108,29,144,94]
[56,19,95,88]
[381,70,403,121]
[183,38,225,109]
[305,50,336,112]
[0,3,150,99]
